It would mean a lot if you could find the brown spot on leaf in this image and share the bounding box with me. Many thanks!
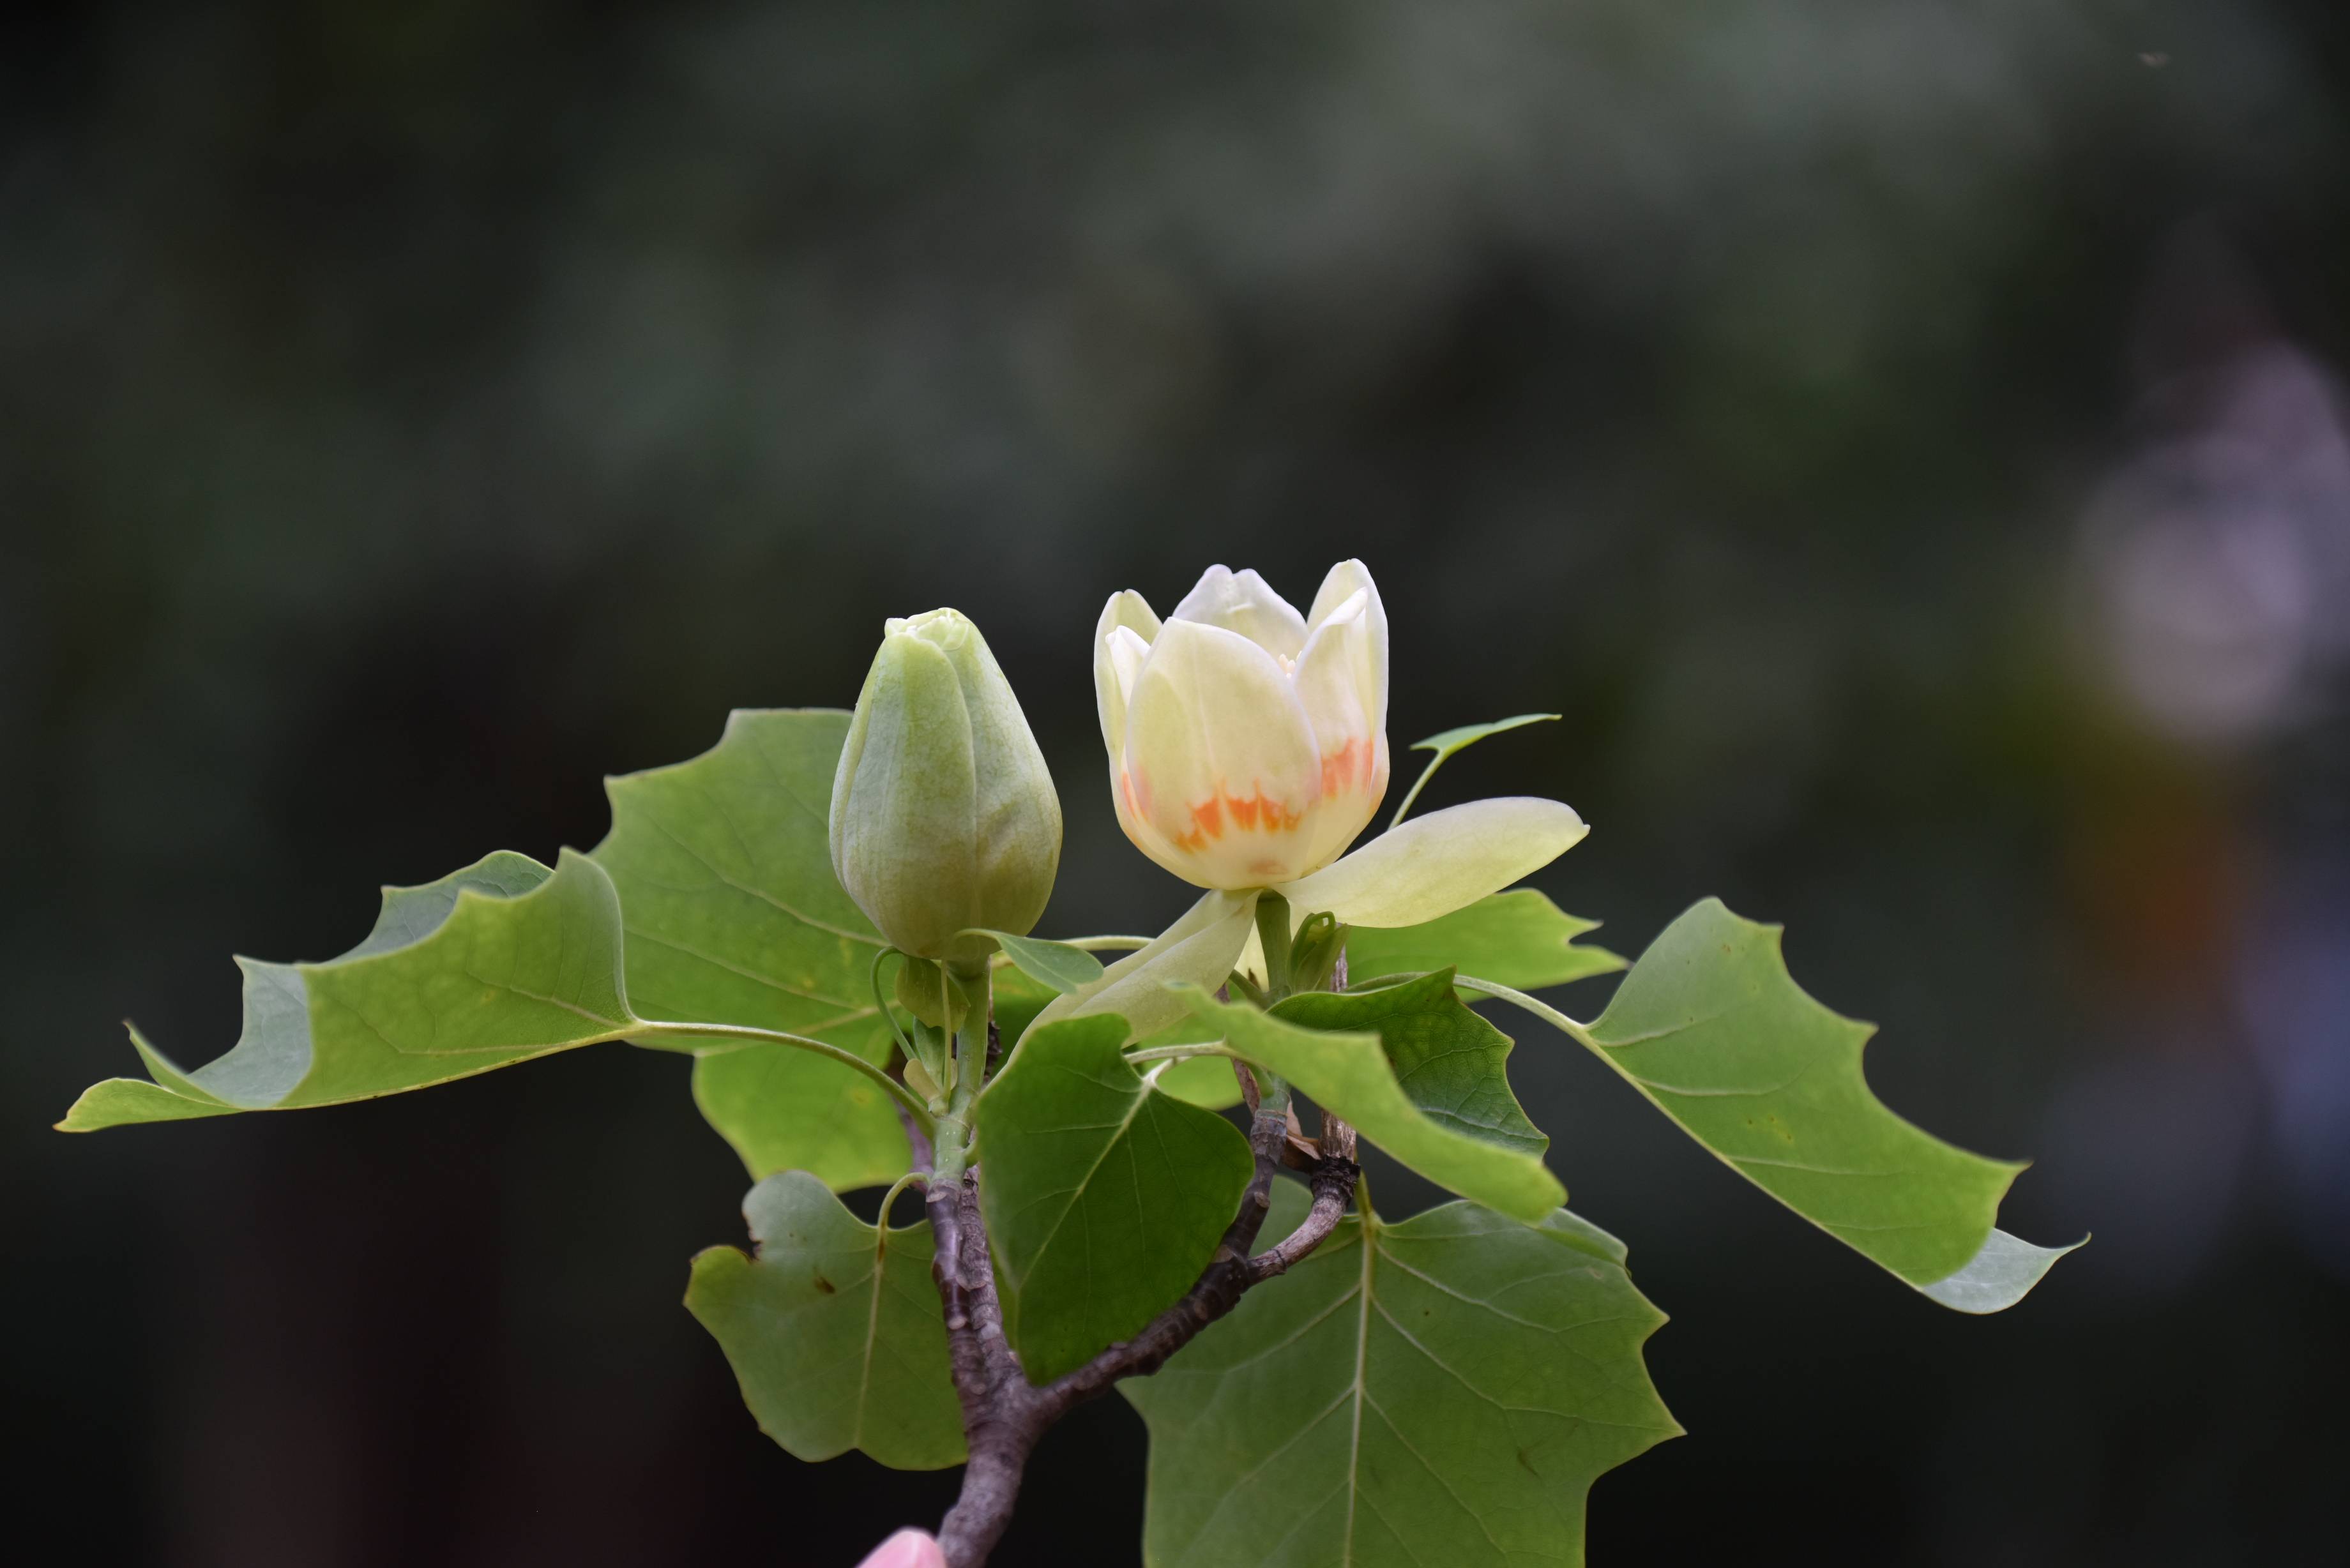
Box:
[812,1273,837,1295]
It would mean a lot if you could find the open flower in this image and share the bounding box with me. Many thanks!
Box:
[1055,561,1590,1042]
[1095,561,1390,890]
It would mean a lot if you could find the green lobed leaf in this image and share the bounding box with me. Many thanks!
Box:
[591,709,907,1192]
[1280,969,1544,1159]
[685,1171,964,1470]
[976,1014,1255,1383]
[1125,1194,1679,1567]
[61,850,632,1129]
[1179,986,1563,1221]
[688,1027,907,1193]
[1344,890,1624,992]
[1581,897,2072,1301]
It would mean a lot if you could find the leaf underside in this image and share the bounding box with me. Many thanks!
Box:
[1588,898,2075,1304]
[1125,1190,1679,1568]
[685,1171,963,1470]
[61,849,633,1129]
[591,709,909,1192]
[977,1015,1255,1383]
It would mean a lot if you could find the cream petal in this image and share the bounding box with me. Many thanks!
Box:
[1105,627,1151,711]
[1306,559,1387,769]
[1168,564,1309,661]
[1292,589,1384,737]
[1293,730,1388,875]
[1093,590,1162,763]
[1306,559,1387,646]
[1275,797,1588,928]
[1120,619,1323,889]
[1109,748,1208,887]
[1289,589,1390,873]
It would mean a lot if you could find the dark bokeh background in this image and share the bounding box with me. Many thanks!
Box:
[8,2,2349,1563]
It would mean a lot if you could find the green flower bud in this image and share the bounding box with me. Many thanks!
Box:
[830,609,1063,965]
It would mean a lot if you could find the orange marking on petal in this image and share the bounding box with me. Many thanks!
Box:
[1121,767,1155,822]
[1320,738,1362,797]
[1172,780,1312,860]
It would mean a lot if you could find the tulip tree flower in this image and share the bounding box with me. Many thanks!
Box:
[63,556,2080,1568]
[1072,561,1588,1035]
[1096,561,1394,890]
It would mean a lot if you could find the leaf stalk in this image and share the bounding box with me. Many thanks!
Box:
[626,1019,936,1133]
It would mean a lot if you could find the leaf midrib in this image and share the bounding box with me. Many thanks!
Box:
[1003,1071,1157,1299]
[853,1231,888,1450]
[635,809,883,948]
[1340,1216,1376,1565]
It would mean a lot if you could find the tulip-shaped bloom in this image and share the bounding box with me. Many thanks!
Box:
[1046,561,1588,1043]
[831,610,1062,965]
[1095,562,1391,890]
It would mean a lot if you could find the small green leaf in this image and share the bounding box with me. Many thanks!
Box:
[1125,1197,1679,1567]
[685,1172,964,1470]
[1179,986,1563,1221]
[593,710,907,1191]
[1346,889,1625,991]
[1413,712,1566,758]
[1388,711,1559,827]
[1280,969,1545,1158]
[1584,898,2073,1300]
[893,955,973,1041]
[1287,910,1345,995]
[62,850,632,1129]
[976,1014,1254,1383]
[964,931,1105,995]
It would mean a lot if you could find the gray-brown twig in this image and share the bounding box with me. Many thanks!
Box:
[927,1096,1360,1566]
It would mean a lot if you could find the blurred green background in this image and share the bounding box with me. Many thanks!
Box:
[7,1,2349,1562]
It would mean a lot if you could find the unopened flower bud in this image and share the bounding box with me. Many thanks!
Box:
[831,609,1063,964]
